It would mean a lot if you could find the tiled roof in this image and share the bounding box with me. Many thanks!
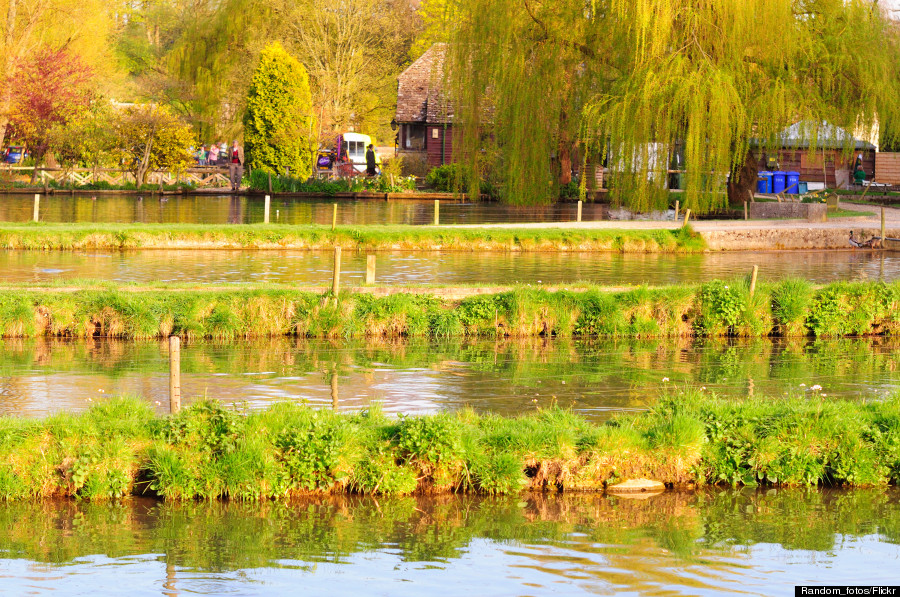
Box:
[396,44,452,124]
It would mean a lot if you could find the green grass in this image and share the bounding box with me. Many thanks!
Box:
[0,391,898,500]
[834,189,900,196]
[0,221,706,252]
[829,209,874,217]
[0,278,897,339]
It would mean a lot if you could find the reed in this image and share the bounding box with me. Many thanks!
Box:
[0,391,898,501]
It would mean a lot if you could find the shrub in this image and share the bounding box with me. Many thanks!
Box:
[425,164,459,192]
[696,280,746,336]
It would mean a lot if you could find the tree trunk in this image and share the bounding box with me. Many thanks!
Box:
[556,105,573,186]
[558,141,573,186]
[136,162,148,187]
[0,0,18,149]
[727,149,759,205]
[136,135,155,187]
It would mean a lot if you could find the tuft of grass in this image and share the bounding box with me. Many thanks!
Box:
[772,278,813,336]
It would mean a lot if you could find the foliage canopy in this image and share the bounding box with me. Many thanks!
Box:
[7,48,95,167]
[447,0,900,210]
[113,106,194,186]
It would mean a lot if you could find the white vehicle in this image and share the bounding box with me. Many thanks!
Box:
[335,132,381,175]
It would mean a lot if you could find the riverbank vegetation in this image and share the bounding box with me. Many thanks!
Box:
[0,222,702,252]
[0,278,897,340]
[246,170,417,195]
[0,391,898,500]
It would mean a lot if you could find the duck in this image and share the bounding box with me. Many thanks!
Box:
[849,231,880,248]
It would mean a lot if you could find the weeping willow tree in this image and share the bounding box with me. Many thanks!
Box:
[447,0,900,211]
[165,0,281,139]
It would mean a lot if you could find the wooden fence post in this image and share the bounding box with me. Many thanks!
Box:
[434,199,440,226]
[881,207,886,248]
[33,194,40,222]
[366,254,376,285]
[577,200,583,222]
[332,203,338,231]
[744,201,748,221]
[332,246,342,296]
[749,265,759,297]
[264,195,270,224]
[331,370,339,411]
[674,200,679,220]
[682,209,691,227]
[169,336,181,414]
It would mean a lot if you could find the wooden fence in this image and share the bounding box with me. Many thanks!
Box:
[875,153,900,185]
[0,166,231,188]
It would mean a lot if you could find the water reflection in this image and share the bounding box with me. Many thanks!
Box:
[0,193,607,225]
[2,248,900,286]
[0,336,897,418]
[0,489,897,595]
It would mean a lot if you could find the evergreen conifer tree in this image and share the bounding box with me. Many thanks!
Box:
[244,43,314,177]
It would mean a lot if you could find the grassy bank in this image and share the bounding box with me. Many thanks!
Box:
[0,222,703,252]
[1,391,898,500]
[0,278,898,339]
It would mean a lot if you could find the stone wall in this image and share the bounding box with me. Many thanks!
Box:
[748,202,827,222]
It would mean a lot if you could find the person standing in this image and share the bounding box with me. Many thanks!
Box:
[229,140,245,191]
[208,143,219,166]
[365,143,377,177]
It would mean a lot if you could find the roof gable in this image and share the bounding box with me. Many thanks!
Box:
[396,44,451,124]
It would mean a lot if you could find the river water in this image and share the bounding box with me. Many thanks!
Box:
[2,248,899,286]
[1,336,897,418]
[0,193,608,225]
[2,193,898,594]
[0,489,897,595]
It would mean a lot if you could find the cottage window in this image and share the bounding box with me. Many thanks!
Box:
[403,124,426,150]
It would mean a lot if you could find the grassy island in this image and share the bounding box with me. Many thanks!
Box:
[0,222,703,252]
[0,278,897,339]
[0,392,897,500]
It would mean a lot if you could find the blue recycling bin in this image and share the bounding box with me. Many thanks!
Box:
[772,171,786,194]
[757,171,773,193]
[786,171,800,194]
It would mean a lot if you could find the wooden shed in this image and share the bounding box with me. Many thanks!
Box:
[395,44,456,166]
[752,122,875,188]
